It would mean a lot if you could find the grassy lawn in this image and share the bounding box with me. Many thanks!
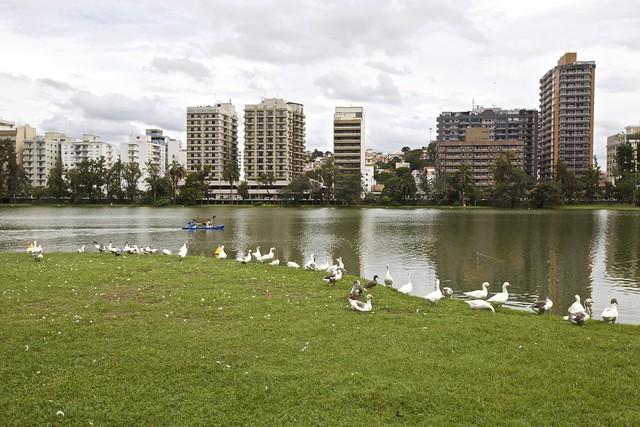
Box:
[1,253,639,426]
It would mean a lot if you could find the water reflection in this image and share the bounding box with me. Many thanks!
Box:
[1,206,639,323]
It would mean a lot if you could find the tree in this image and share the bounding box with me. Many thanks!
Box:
[418,168,432,199]
[258,172,275,199]
[577,157,602,203]
[106,160,125,202]
[334,172,363,205]
[310,149,324,160]
[615,142,634,176]
[489,155,531,208]
[282,175,311,203]
[167,161,186,204]
[451,164,474,206]
[65,159,106,203]
[530,181,561,208]
[237,181,249,200]
[222,160,240,203]
[46,158,67,201]
[403,149,424,171]
[401,146,411,155]
[122,162,142,202]
[0,140,29,202]
[144,161,162,204]
[555,161,578,203]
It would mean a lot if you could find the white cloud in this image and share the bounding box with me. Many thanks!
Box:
[147,57,213,80]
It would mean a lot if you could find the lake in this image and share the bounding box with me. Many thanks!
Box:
[1,206,639,323]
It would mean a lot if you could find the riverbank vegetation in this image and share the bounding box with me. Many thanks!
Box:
[1,253,640,425]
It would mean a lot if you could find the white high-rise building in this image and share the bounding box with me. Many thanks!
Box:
[22,132,70,188]
[120,133,167,190]
[166,136,186,169]
[61,134,117,168]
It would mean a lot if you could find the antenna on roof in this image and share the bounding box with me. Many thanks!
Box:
[472,98,475,109]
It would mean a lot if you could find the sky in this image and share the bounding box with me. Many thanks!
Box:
[1,0,640,168]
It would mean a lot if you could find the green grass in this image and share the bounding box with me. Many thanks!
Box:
[1,253,639,426]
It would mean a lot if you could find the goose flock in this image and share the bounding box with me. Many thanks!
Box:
[24,240,621,324]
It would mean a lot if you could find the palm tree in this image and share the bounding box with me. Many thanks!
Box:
[222,161,240,203]
[167,161,186,204]
[258,172,275,200]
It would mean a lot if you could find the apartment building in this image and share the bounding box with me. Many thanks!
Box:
[244,98,305,197]
[0,119,37,165]
[606,125,640,183]
[120,133,167,189]
[186,103,238,197]
[437,106,538,177]
[333,106,364,176]
[538,52,596,179]
[22,132,69,188]
[436,127,524,187]
[60,134,117,168]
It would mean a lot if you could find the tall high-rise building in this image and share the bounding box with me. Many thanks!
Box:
[244,98,305,197]
[437,106,538,177]
[333,106,365,176]
[22,132,69,188]
[186,103,238,196]
[538,52,595,179]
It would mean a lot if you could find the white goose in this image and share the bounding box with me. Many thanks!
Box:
[260,248,275,262]
[323,268,343,285]
[123,242,133,254]
[530,297,553,314]
[337,257,345,272]
[568,295,585,315]
[76,245,85,254]
[32,252,43,262]
[349,294,373,312]
[287,261,300,268]
[315,259,330,271]
[269,259,280,266]
[398,273,413,294]
[216,245,227,259]
[239,253,252,264]
[601,298,618,323]
[304,254,317,270]
[384,265,394,287]
[424,279,443,304]
[463,282,490,299]
[178,243,188,259]
[464,300,495,314]
[252,246,262,261]
[161,249,172,256]
[487,282,510,307]
[564,311,590,325]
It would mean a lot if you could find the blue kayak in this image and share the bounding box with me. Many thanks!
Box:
[182,224,224,230]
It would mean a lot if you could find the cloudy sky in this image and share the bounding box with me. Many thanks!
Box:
[2,0,640,168]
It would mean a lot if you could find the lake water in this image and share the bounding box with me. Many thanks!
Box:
[1,206,639,324]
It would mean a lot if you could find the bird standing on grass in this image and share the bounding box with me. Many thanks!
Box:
[463,282,490,299]
[601,299,619,323]
[178,243,188,260]
[398,273,413,294]
[424,279,444,304]
[568,295,586,315]
[365,275,379,289]
[216,245,227,259]
[384,265,394,288]
[464,300,495,314]
[346,280,366,301]
[487,282,510,307]
[323,268,343,285]
[530,297,553,314]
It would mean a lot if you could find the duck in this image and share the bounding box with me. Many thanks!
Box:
[442,286,454,298]
[214,245,223,257]
[240,253,252,264]
[93,241,105,252]
[287,261,300,268]
[316,259,330,271]
[216,245,227,259]
[384,265,394,287]
[123,242,133,254]
[530,297,553,314]
[349,294,373,312]
[178,243,188,259]
[161,249,172,256]
[269,259,280,266]
[337,257,346,272]
[398,273,413,294]
[487,282,510,307]
[464,300,495,314]
[347,280,366,300]
[584,298,594,316]
[252,246,262,261]
[364,275,379,289]
[601,299,618,323]
[76,245,85,254]
[304,254,317,270]
[564,311,590,325]
[260,248,275,262]
[424,279,444,304]
[568,295,585,315]
[323,268,343,285]
[32,252,43,262]
[463,282,490,299]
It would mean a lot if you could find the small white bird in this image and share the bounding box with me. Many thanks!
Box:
[568,295,586,315]
[162,249,172,256]
[76,245,85,254]
[398,273,413,294]
[423,279,443,304]
[601,298,618,323]
[564,311,590,325]
[269,259,280,266]
[337,257,345,272]
[487,282,510,307]
[464,300,495,314]
[252,246,262,261]
[384,265,394,287]
[323,268,343,285]
[463,282,490,299]
[349,294,373,312]
[93,241,104,252]
[178,243,188,259]
[442,287,454,298]
[287,261,300,268]
[32,252,43,262]
[260,247,275,262]
[216,245,227,259]
[530,297,553,314]
[304,254,317,270]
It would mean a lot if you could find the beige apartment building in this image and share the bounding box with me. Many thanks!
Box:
[436,127,524,187]
[22,132,70,188]
[0,119,37,165]
[606,125,640,183]
[333,106,364,176]
[244,98,305,196]
[538,52,596,179]
[186,103,238,197]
